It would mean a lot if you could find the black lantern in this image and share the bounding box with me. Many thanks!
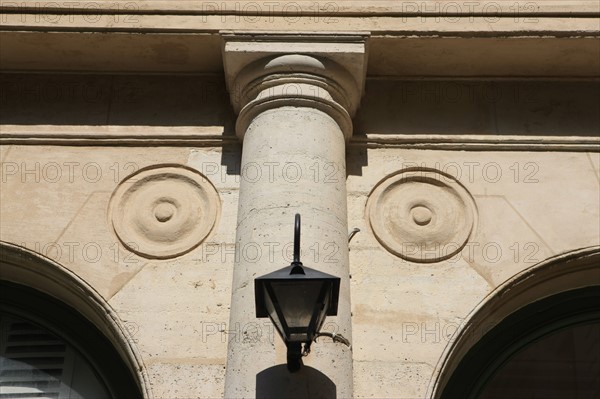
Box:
[255,214,340,372]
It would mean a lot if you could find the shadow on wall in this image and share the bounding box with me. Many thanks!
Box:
[353,80,600,137]
[2,74,599,138]
[0,73,236,130]
[256,365,336,399]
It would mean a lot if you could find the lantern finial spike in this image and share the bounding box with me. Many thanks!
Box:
[290,214,304,274]
[293,213,301,265]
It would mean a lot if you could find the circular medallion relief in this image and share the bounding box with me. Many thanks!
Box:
[367,169,477,263]
[109,165,219,259]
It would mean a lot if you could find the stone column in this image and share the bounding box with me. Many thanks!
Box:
[222,34,367,398]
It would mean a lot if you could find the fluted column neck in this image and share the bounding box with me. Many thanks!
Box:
[231,54,359,139]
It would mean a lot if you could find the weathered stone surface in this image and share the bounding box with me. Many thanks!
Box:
[0,15,598,398]
[347,149,599,398]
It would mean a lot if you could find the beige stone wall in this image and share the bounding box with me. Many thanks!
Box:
[2,146,597,398]
[0,144,241,397]
[347,148,599,398]
[1,71,598,397]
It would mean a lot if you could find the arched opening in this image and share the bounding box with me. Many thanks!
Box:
[441,286,599,398]
[430,247,600,399]
[0,242,147,398]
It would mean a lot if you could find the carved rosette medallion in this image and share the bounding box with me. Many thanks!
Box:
[109,165,219,259]
[367,169,477,263]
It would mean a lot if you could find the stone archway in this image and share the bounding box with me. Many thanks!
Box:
[0,241,151,399]
[429,246,600,398]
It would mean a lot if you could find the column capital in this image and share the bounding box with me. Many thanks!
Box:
[221,32,369,140]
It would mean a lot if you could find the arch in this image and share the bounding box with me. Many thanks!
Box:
[0,241,151,399]
[428,246,600,398]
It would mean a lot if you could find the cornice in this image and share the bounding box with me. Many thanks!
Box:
[1,126,598,152]
[2,15,598,36]
[1,1,598,16]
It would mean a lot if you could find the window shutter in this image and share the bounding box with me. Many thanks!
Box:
[0,316,73,399]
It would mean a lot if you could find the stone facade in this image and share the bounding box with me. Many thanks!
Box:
[1,2,599,398]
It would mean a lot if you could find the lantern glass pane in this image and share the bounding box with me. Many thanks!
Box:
[314,287,331,332]
[271,281,324,330]
[263,285,284,339]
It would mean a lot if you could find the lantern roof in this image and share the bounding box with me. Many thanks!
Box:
[255,263,340,319]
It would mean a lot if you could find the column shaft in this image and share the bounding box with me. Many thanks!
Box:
[225,106,352,397]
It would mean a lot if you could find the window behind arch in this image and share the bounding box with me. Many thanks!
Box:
[441,286,600,398]
[0,314,111,398]
[0,281,142,399]
[479,321,599,398]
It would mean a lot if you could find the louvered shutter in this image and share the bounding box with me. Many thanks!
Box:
[0,316,109,399]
